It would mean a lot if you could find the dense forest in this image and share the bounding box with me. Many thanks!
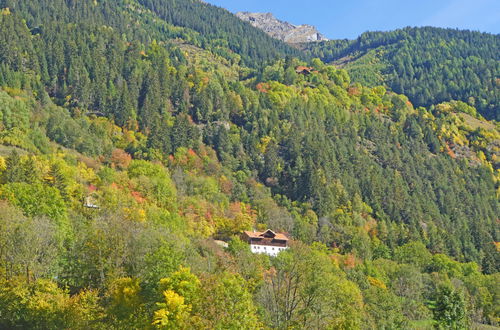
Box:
[303,27,500,120]
[0,0,498,328]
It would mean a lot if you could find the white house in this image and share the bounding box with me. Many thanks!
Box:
[242,229,289,257]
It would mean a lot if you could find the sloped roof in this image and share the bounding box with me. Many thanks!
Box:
[244,230,289,241]
[295,66,314,73]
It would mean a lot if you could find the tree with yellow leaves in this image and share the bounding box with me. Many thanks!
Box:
[153,267,200,329]
[153,290,192,329]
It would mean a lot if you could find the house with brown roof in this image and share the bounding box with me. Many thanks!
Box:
[242,229,289,257]
[295,66,315,75]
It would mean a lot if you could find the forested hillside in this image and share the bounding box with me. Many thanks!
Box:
[304,27,500,120]
[1,0,303,68]
[0,1,498,328]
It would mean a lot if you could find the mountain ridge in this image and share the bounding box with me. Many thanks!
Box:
[236,11,328,43]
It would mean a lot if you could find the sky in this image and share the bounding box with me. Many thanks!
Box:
[204,0,500,39]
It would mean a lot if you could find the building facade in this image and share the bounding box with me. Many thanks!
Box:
[242,229,289,257]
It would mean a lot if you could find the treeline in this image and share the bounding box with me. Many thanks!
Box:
[304,27,500,120]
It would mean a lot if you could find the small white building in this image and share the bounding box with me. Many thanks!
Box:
[242,229,289,257]
[83,196,99,209]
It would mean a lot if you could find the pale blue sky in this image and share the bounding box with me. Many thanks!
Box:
[205,0,500,39]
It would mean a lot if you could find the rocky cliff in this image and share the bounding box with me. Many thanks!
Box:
[236,12,328,43]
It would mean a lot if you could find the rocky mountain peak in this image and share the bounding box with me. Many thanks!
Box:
[236,11,328,43]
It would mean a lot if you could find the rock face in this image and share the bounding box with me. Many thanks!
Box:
[236,12,328,43]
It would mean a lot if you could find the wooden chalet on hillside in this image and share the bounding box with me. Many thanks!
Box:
[295,66,316,75]
[242,229,289,257]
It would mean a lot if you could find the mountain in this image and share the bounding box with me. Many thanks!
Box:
[236,12,328,43]
[0,0,498,328]
[303,27,500,120]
